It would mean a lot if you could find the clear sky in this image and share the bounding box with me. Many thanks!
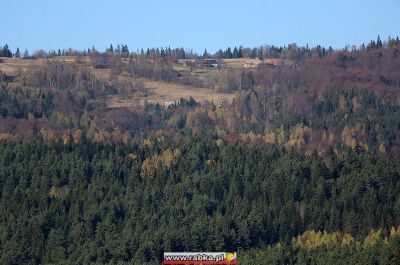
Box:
[1,0,399,54]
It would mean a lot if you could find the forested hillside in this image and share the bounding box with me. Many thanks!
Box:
[1,38,400,264]
[1,38,400,154]
[1,139,400,264]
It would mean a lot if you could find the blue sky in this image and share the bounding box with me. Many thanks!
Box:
[1,0,399,53]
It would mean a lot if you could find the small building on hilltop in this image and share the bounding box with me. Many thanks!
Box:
[203,59,218,68]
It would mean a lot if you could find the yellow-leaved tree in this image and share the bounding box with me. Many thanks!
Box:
[140,149,181,178]
[341,125,357,149]
[73,129,82,144]
[285,123,311,150]
[140,155,158,179]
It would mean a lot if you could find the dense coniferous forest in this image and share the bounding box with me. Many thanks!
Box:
[1,37,400,264]
[1,139,400,264]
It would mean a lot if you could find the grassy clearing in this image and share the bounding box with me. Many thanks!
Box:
[106,78,235,108]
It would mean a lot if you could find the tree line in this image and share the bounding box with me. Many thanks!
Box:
[2,35,399,60]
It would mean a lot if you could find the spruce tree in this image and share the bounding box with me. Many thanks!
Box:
[23,49,29,58]
[233,47,239,58]
[203,49,208,58]
[376,35,383,48]
[108,44,114,53]
[15,47,20,58]
[225,47,233,58]
[238,46,243,58]
[1,44,12,57]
